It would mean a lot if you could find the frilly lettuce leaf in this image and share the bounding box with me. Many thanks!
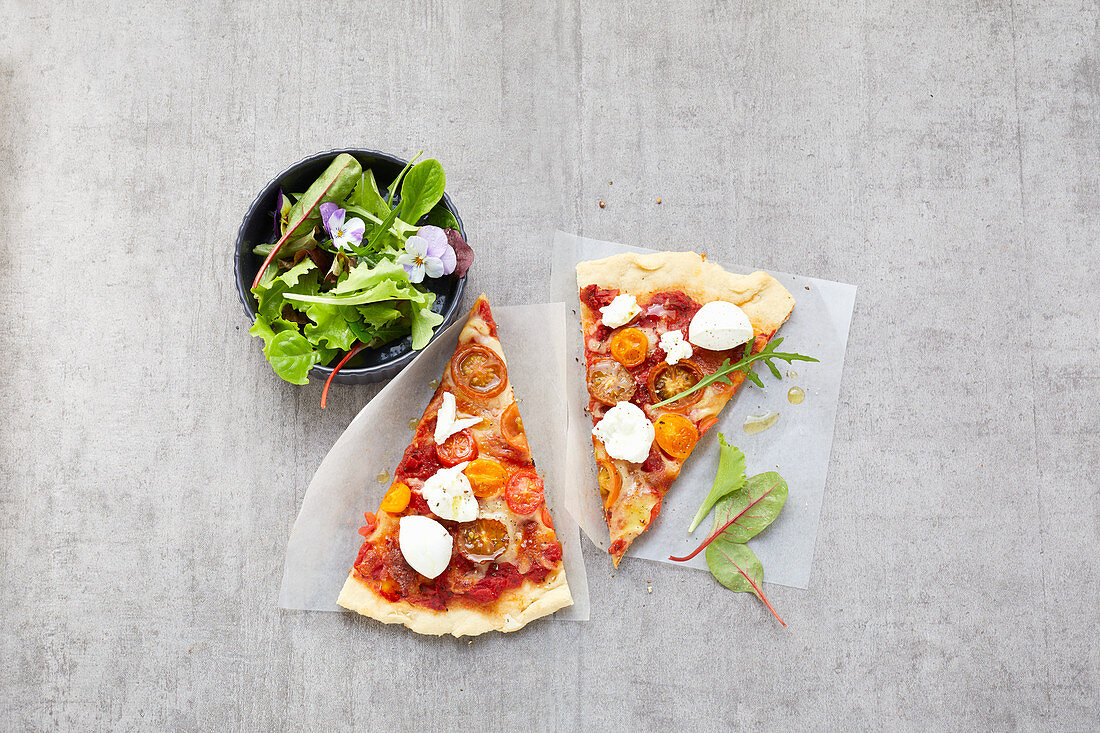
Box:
[303,303,359,351]
[409,291,444,350]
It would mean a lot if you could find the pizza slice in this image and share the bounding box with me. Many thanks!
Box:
[337,295,572,636]
[576,251,795,566]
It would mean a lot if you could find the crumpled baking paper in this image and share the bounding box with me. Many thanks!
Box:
[550,231,856,589]
[278,302,590,621]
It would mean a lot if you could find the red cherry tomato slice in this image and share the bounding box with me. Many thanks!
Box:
[505,469,545,515]
[501,401,529,452]
[435,428,478,467]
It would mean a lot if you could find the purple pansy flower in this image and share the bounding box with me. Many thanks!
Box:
[395,225,456,283]
[319,202,365,251]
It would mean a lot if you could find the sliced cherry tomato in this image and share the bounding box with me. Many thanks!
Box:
[653,413,699,460]
[586,358,636,406]
[596,459,622,505]
[435,428,478,466]
[357,511,378,538]
[379,483,411,513]
[451,343,508,398]
[609,327,649,368]
[648,360,704,408]
[454,518,510,562]
[500,401,529,452]
[463,458,507,498]
[505,469,545,515]
[539,503,555,529]
[698,416,719,434]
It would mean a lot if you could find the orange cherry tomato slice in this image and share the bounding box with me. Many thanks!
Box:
[451,344,508,399]
[454,518,510,562]
[586,358,636,406]
[648,360,704,408]
[539,504,555,530]
[500,401,529,452]
[435,428,478,467]
[609,327,649,368]
[653,413,699,460]
[379,482,411,513]
[505,469,545,515]
[463,458,507,498]
[596,459,621,505]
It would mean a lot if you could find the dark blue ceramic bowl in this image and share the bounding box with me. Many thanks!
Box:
[234,149,468,384]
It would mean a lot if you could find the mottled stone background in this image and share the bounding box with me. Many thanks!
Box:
[1,0,1097,729]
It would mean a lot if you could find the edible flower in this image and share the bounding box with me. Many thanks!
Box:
[319,202,365,251]
[275,189,292,233]
[396,225,456,283]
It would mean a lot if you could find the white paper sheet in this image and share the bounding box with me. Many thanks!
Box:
[550,231,856,589]
[278,302,590,621]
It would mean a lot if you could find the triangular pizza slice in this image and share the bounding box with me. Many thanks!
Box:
[338,295,572,635]
[576,252,795,566]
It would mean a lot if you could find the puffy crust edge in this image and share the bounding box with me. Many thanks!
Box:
[575,251,795,336]
[336,569,573,638]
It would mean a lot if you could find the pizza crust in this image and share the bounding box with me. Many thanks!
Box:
[337,569,573,637]
[576,251,795,336]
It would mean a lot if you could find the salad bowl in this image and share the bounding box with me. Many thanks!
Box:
[234,149,468,385]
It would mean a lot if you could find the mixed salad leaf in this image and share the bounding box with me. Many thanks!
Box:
[248,153,472,400]
[671,435,789,626]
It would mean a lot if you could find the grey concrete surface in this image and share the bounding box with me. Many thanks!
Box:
[1,0,1097,730]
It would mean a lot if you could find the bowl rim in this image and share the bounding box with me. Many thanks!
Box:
[233,148,467,381]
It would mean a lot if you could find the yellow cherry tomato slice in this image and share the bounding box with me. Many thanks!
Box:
[648,360,704,408]
[596,459,622,506]
[454,518,510,561]
[653,413,699,460]
[451,344,508,398]
[609,327,649,368]
[587,358,636,406]
[379,482,411,513]
[463,458,508,498]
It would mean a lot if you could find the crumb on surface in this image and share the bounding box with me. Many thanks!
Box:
[656,198,662,204]
[599,200,606,208]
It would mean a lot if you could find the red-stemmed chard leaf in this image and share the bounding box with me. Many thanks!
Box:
[671,471,788,561]
[706,539,786,627]
[253,153,363,289]
[320,342,365,409]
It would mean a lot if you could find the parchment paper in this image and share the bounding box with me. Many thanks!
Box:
[278,302,590,621]
[550,231,856,589]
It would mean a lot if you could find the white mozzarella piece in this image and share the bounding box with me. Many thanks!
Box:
[398,515,453,579]
[592,401,655,463]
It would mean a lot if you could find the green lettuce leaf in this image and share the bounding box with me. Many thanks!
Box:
[332,259,409,295]
[266,330,320,385]
[687,434,747,532]
[408,291,444,350]
[303,303,358,351]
